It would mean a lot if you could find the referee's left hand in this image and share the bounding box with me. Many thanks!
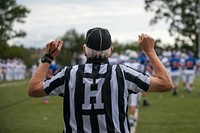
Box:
[45,39,64,59]
[138,34,154,53]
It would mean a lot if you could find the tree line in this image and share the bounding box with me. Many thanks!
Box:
[0,0,199,68]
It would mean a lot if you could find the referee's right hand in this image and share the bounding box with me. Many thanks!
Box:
[45,39,64,59]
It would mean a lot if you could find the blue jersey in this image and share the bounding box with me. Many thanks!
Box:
[169,58,180,71]
[49,64,57,73]
[137,56,149,73]
[185,58,196,70]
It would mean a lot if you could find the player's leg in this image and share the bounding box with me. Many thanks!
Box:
[43,96,49,104]
[188,72,195,93]
[182,72,187,91]
[142,92,150,106]
[128,93,139,127]
[172,74,179,96]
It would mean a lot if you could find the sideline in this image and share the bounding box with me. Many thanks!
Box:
[0,80,28,88]
[0,80,31,111]
[0,97,30,111]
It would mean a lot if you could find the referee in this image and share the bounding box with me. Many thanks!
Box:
[28,27,173,133]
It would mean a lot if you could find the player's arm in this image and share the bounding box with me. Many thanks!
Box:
[28,40,63,97]
[138,34,173,92]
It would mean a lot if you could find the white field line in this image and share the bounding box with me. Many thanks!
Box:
[0,81,27,88]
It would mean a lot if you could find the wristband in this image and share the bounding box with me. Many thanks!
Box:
[41,54,54,64]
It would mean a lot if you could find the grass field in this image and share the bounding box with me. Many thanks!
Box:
[0,77,200,133]
[137,77,200,133]
[0,79,63,133]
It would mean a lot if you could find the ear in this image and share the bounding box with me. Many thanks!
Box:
[83,44,87,58]
[109,46,113,57]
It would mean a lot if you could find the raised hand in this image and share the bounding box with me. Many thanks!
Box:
[138,34,154,53]
[45,39,64,59]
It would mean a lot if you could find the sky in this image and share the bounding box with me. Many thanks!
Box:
[10,0,175,48]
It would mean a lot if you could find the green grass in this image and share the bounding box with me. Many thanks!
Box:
[0,77,200,133]
[137,77,200,133]
[0,79,63,133]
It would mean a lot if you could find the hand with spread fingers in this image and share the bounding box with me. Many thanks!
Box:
[138,34,155,53]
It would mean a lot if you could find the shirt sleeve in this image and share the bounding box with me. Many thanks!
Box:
[43,67,67,96]
[120,64,150,93]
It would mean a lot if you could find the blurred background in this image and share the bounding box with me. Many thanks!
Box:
[1,0,200,69]
[0,0,200,133]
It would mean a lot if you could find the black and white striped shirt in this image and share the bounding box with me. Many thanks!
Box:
[43,58,150,133]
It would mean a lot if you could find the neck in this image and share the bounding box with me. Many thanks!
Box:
[86,58,109,64]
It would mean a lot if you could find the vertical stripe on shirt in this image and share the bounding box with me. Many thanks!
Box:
[75,65,84,132]
[111,65,120,132]
[116,65,126,133]
[63,67,72,133]
[69,65,79,132]
[102,64,114,132]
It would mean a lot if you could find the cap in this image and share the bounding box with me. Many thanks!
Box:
[85,27,111,51]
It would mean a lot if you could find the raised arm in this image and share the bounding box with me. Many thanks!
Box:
[28,39,63,97]
[138,34,173,92]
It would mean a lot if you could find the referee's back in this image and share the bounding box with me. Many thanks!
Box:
[44,58,150,133]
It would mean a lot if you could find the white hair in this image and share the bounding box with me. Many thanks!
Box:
[83,44,112,59]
